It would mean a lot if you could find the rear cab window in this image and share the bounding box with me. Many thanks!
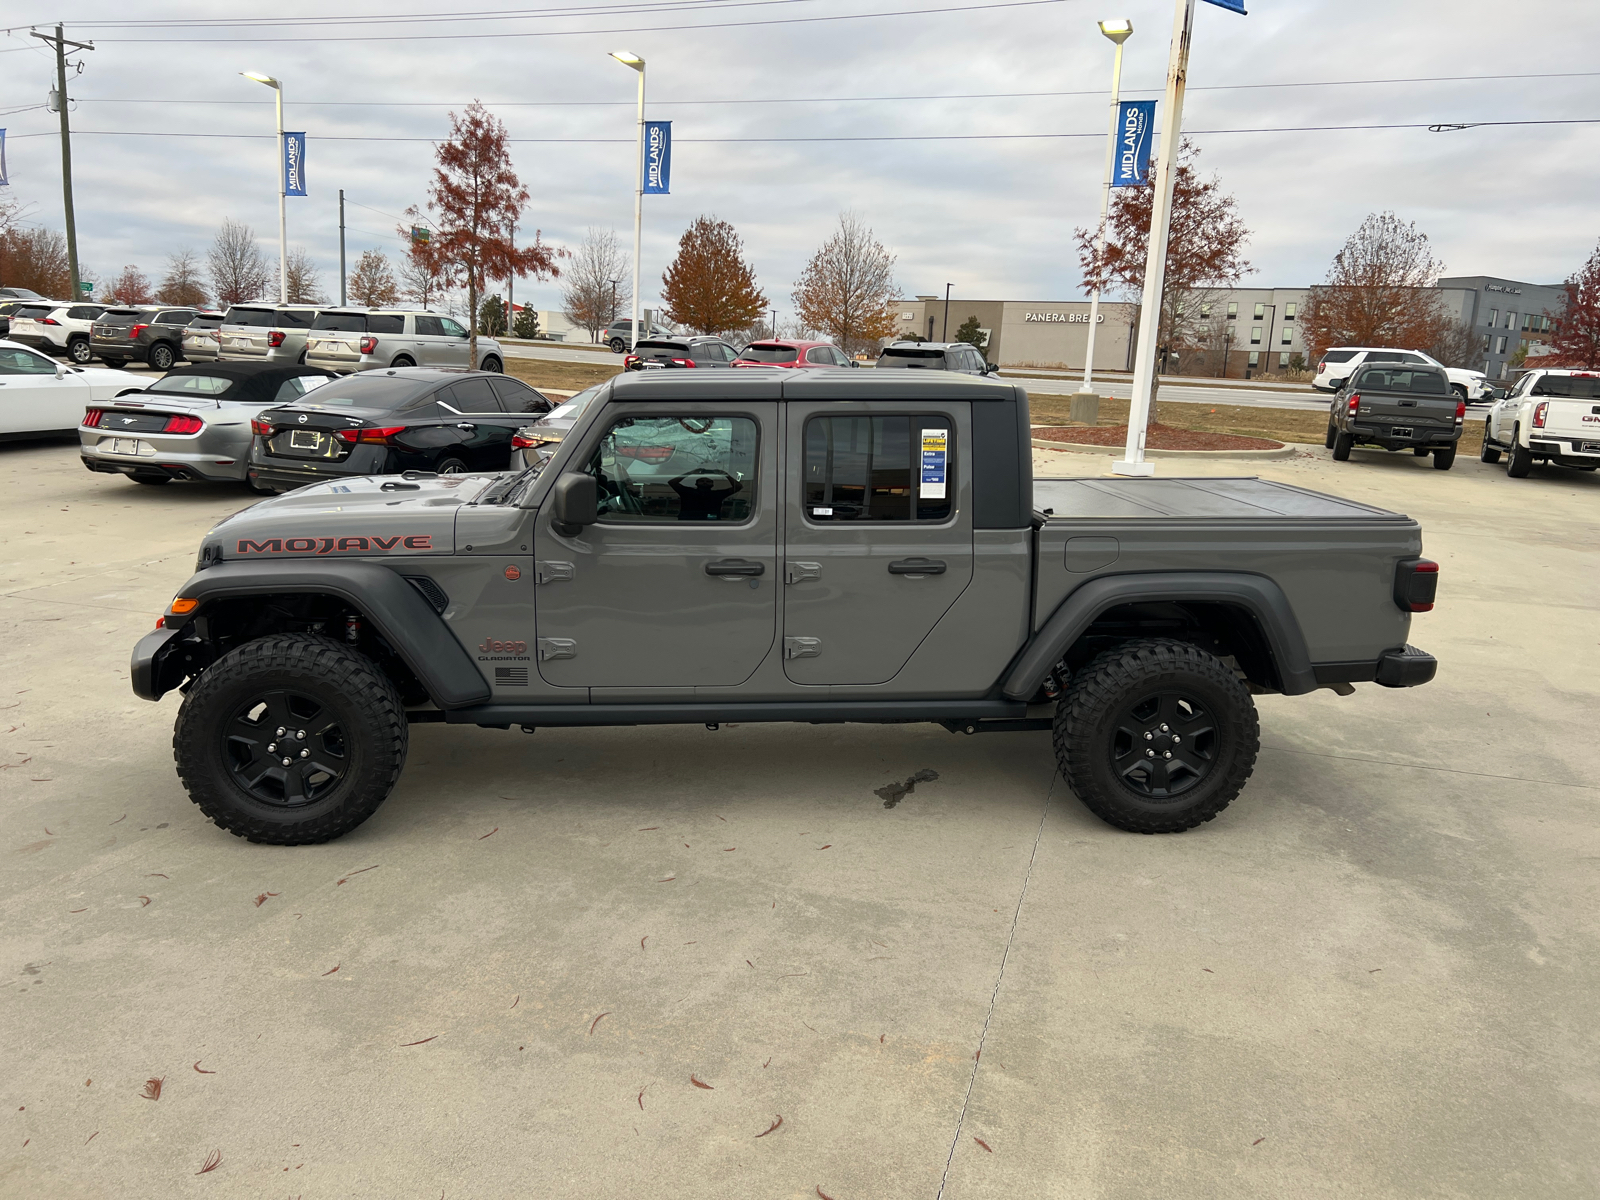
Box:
[1531,374,1600,399]
[586,415,759,523]
[803,415,952,522]
[1355,368,1448,394]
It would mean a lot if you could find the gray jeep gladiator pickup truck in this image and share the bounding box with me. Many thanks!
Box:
[1326,363,1465,469]
[133,371,1439,844]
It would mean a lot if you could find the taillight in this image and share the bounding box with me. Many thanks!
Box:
[82,409,103,427]
[268,330,286,348]
[1317,360,1326,374]
[1394,559,1439,613]
[360,336,378,354]
[162,414,204,434]
[623,354,639,368]
[1454,399,1465,421]
[1348,392,1360,413]
[129,324,148,339]
[511,433,535,450]
[1532,401,1548,428]
[250,417,274,436]
[671,357,697,368]
[334,425,407,445]
[41,317,59,326]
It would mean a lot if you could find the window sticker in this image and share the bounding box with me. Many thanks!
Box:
[920,429,948,500]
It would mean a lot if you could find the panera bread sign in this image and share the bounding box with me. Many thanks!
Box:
[1024,312,1104,324]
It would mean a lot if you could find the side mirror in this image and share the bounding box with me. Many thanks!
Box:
[549,472,598,536]
[984,362,999,375]
[55,363,67,379]
[850,360,860,369]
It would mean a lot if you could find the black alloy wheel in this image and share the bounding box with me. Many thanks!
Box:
[1106,689,1218,799]
[224,688,348,807]
[610,338,625,353]
[482,355,503,373]
[68,338,93,365]
[148,342,176,371]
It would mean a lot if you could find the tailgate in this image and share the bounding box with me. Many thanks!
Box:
[1355,391,1456,428]
[1538,399,1600,439]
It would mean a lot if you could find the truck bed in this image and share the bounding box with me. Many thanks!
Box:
[1031,476,1421,666]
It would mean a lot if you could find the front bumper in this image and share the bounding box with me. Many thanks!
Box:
[131,626,183,700]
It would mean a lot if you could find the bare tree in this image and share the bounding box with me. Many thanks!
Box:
[284,247,325,304]
[157,250,210,307]
[1428,319,1484,370]
[561,227,630,342]
[1299,212,1449,358]
[791,211,899,355]
[208,219,270,306]
[348,249,398,307]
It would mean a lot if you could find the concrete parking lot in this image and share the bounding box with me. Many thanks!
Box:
[2,436,1597,1198]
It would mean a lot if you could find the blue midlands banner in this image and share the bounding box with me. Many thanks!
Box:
[282,132,307,197]
[643,121,671,195]
[0,129,7,187]
[1111,101,1156,187]
[1201,0,1248,12]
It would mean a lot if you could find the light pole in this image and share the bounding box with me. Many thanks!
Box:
[1078,17,1132,400]
[241,71,287,303]
[611,51,646,351]
[942,283,952,341]
[770,308,777,339]
[608,278,620,328]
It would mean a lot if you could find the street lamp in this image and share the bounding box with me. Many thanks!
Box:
[241,71,287,304]
[1078,18,1132,404]
[611,50,646,351]
[942,282,952,341]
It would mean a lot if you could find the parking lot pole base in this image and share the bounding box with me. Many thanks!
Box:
[1111,458,1157,477]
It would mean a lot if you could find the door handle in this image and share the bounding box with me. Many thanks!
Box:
[888,557,947,575]
[456,423,477,431]
[705,558,765,577]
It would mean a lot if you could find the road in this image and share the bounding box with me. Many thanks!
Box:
[499,340,1330,412]
[2,438,1596,1197]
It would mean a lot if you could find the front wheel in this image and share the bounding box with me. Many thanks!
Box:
[1480,423,1501,463]
[69,338,93,365]
[1331,430,1353,461]
[1325,423,1336,450]
[147,342,176,371]
[1506,431,1533,478]
[1432,445,1456,470]
[1451,384,1468,404]
[1054,638,1259,834]
[174,634,408,845]
[481,355,503,373]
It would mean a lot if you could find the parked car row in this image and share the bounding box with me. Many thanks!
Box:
[76,362,551,490]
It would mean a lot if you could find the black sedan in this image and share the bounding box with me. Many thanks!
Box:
[245,368,552,493]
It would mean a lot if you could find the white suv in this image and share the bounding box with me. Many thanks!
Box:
[7,301,106,365]
[304,308,505,373]
[1314,347,1488,401]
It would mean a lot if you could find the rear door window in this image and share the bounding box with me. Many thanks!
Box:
[803,415,953,522]
[414,316,444,336]
[155,310,193,325]
[587,415,759,523]
[68,306,104,320]
[1320,350,1357,364]
[490,377,548,413]
[440,377,501,412]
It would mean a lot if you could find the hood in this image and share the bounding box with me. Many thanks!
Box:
[198,473,499,565]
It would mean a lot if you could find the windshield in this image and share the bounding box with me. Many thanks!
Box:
[147,375,235,397]
[738,344,799,364]
[313,312,367,332]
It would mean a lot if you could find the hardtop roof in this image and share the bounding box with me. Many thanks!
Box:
[606,367,1023,402]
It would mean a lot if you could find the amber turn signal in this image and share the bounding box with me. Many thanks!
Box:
[170,597,200,615]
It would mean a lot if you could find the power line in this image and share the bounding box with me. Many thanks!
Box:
[71,0,832,30]
[82,0,1071,43]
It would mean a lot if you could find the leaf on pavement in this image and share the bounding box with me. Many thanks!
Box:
[754,1115,783,1138]
[196,1148,221,1174]
[589,1012,611,1036]
[139,1077,163,1101]
[690,1075,714,1089]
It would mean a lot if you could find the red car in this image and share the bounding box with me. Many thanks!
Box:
[732,339,856,369]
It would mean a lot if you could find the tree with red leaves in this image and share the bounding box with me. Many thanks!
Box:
[104,265,154,305]
[1076,140,1252,367]
[660,216,767,335]
[1299,212,1449,359]
[424,101,560,365]
[1544,240,1600,369]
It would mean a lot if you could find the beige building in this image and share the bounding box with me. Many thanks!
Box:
[889,297,1138,370]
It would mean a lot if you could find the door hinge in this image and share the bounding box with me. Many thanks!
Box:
[536,560,574,584]
[784,561,821,584]
[783,636,821,660]
[537,637,576,661]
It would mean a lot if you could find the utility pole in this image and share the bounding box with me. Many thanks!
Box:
[942,283,952,341]
[33,25,94,299]
[338,189,347,306]
[508,223,516,336]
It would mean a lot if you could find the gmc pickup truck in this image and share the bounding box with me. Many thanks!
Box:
[1481,367,1600,477]
[1326,362,1465,469]
[132,371,1439,845]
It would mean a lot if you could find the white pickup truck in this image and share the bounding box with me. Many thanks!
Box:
[1481,368,1600,477]
[1314,347,1490,402]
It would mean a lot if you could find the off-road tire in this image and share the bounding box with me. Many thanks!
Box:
[1506,431,1532,478]
[481,355,503,373]
[147,342,176,371]
[1331,430,1353,461]
[1432,445,1456,470]
[68,337,93,365]
[1325,423,1336,449]
[174,634,408,845]
[1480,425,1501,464]
[1053,638,1259,834]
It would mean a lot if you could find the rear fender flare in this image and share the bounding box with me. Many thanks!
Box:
[1002,571,1317,700]
[148,561,490,707]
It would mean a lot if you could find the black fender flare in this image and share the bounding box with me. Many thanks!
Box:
[142,561,491,707]
[1002,571,1317,700]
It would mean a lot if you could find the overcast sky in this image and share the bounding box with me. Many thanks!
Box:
[3,0,1597,320]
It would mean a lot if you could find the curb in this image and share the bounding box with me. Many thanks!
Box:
[1031,436,1298,460]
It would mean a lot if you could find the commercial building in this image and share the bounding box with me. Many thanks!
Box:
[1434,276,1565,379]
[888,296,1138,372]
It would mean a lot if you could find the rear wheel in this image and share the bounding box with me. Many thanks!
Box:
[1331,430,1353,461]
[1506,430,1533,478]
[173,634,408,845]
[610,338,626,352]
[147,342,176,371]
[435,456,468,475]
[1054,638,1259,834]
[68,337,93,365]
[1433,445,1456,470]
[391,355,415,368]
[1451,384,1468,404]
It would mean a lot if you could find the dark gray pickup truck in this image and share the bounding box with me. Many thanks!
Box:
[1326,363,1465,469]
[133,371,1439,844]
